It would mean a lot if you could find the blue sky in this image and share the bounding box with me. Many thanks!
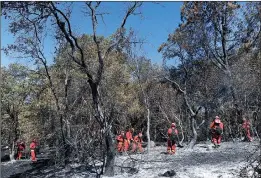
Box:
[1,2,183,68]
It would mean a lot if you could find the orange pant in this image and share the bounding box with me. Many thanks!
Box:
[132,142,143,152]
[17,151,23,160]
[124,140,131,151]
[167,140,176,154]
[117,142,124,152]
[31,149,36,162]
[212,134,222,145]
[244,129,252,141]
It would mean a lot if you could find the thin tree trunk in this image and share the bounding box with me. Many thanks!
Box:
[59,114,68,165]
[8,111,19,160]
[36,51,68,165]
[147,108,151,154]
[189,116,197,149]
[176,114,185,144]
[9,111,19,143]
[14,114,19,142]
[184,93,199,149]
[64,62,70,138]
[225,69,238,105]
[66,121,71,138]
[204,107,209,141]
[9,141,15,161]
[50,111,55,147]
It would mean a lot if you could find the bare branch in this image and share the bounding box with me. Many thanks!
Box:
[86,2,104,85]
[103,2,143,60]
[164,76,185,93]
[196,120,205,130]
[158,105,171,123]
[121,2,142,29]
[49,2,94,81]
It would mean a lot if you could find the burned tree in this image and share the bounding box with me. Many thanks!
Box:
[2,1,142,176]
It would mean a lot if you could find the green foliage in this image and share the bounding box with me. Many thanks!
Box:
[1,2,261,167]
[1,63,46,145]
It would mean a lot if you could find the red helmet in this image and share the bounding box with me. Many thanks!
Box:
[171,123,176,127]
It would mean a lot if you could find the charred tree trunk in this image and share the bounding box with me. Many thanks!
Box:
[104,129,115,176]
[183,93,202,149]
[89,81,115,176]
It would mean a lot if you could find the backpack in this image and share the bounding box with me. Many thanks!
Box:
[215,126,222,135]
[169,129,178,141]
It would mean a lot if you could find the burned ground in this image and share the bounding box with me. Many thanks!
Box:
[1,141,259,178]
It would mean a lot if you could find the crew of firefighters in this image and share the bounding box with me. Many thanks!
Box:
[209,115,253,148]
[15,139,38,162]
[116,115,254,154]
[14,116,254,160]
[116,128,143,153]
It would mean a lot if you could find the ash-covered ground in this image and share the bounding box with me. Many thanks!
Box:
[1,141,260,178]
[106,140,260,178]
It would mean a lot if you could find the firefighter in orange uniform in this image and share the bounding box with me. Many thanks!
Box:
[30,139,37,162]
[17,141,25,160]
[210,116,224,148]
[132,132,143,153]
[124,128,134,151]
[167,123,179,154]
[242,117,252,142]
[116,131,125,153]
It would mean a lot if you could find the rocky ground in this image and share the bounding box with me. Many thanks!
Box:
[1,140,260,178]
